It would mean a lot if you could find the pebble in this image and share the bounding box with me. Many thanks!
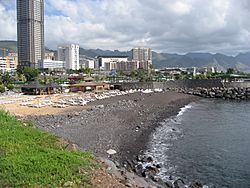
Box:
[107,149,117,155]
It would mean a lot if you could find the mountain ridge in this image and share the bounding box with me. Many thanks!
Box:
[1,40,250,72]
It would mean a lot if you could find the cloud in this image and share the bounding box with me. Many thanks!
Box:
[0,2,16,40]
[0,0,250,55]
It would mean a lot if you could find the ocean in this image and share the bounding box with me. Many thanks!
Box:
[147,99,250,188]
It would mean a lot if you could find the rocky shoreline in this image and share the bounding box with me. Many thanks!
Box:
[170,87,250,100]
[26,91,200,187]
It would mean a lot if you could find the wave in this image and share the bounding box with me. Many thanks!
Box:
[146,102,195,181]
[177,103,194,118]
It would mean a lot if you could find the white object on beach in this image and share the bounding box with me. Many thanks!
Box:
[107,149,117,155]
[142,89,153,94]
[154,88,163,92]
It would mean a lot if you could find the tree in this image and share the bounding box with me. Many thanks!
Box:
[226,68,235,75]
[22,67,39,82]
[137,70,148,82]
[2,72,13,86]
[0,84,5,93]
[130,71,137,80]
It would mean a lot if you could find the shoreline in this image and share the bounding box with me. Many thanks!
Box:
[27,91,199,163]
[17,91,202,187]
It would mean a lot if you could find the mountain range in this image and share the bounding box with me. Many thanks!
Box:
[1,40,250,72]
[79,48,250,72]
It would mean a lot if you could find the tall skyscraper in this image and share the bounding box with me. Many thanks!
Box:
[17,0,44,68]
[58,44,80,70]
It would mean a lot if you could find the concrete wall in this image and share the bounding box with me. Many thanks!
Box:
[224,82,250,88]
[115,79,223,90]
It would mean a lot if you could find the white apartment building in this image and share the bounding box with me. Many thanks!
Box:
[38,59,65,70]
[79,55,96,69]
[132,47,152,62]
[0,57,17,73]
[97,56,128,70]
[58,44,79,70]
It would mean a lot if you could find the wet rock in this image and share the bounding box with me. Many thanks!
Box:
[173,178,186,188]
[136,155,144,162]
[147,156,154,162]
[146,165,160,174]
[152,178,173,188]
[156,164,162,168]
[189,181,203,188]
[134,164,143,176]
[165,181,173,188]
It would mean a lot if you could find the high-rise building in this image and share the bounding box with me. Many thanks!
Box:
[17,0,44,68]
[132,47,152,63]
[58,44,80,70]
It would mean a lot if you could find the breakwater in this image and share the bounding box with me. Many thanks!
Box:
[115,80,250,100]
[172,87,250,100]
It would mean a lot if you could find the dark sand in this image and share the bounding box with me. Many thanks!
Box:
[30,91,199,162]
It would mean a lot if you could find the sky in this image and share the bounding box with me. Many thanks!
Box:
[0,0,250,55]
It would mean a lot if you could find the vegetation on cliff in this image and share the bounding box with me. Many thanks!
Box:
[0,110,95,187]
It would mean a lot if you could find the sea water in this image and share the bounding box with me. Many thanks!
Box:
[147,99,250,187]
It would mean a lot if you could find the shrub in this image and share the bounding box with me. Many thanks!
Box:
[6,84,14,91]
[0,85,5,93]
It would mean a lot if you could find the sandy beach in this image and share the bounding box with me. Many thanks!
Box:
[20,91,199,163]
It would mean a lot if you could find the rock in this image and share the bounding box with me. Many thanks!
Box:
[107,149,117,155]
[114,161,120,168]
[125,182,133,187]
[156,164,162,168]
[65,143,79,151]
[134,164,143,176]
[173,178,186,188]
[152,178,173,188]
[146,165,160,174]
[147,156,154,162]
[74,112,80,116]
[136,155,144,162]
[126,160,134,170]
[165,181,173,188]
[189,181,203,188]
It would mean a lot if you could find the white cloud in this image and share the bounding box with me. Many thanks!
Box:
[0,0,250,54]
[0,3,16,40]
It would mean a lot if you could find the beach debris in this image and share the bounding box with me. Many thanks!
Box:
[96,105,105,109]
[107,149,117,155]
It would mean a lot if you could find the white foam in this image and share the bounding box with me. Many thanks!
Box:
[177,104,193,117]
[145,102,196,181]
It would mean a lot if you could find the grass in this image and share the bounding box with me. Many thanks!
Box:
[0,110,95,187]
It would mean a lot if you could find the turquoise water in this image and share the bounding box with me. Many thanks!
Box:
[147,99,250,187]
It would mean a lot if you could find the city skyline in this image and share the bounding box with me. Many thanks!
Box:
[0,0,250,55]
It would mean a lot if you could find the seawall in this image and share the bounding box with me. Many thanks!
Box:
[114,79,223,90]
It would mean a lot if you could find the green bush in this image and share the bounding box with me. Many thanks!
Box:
[0,85,5,93]
[6,84,14,90]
